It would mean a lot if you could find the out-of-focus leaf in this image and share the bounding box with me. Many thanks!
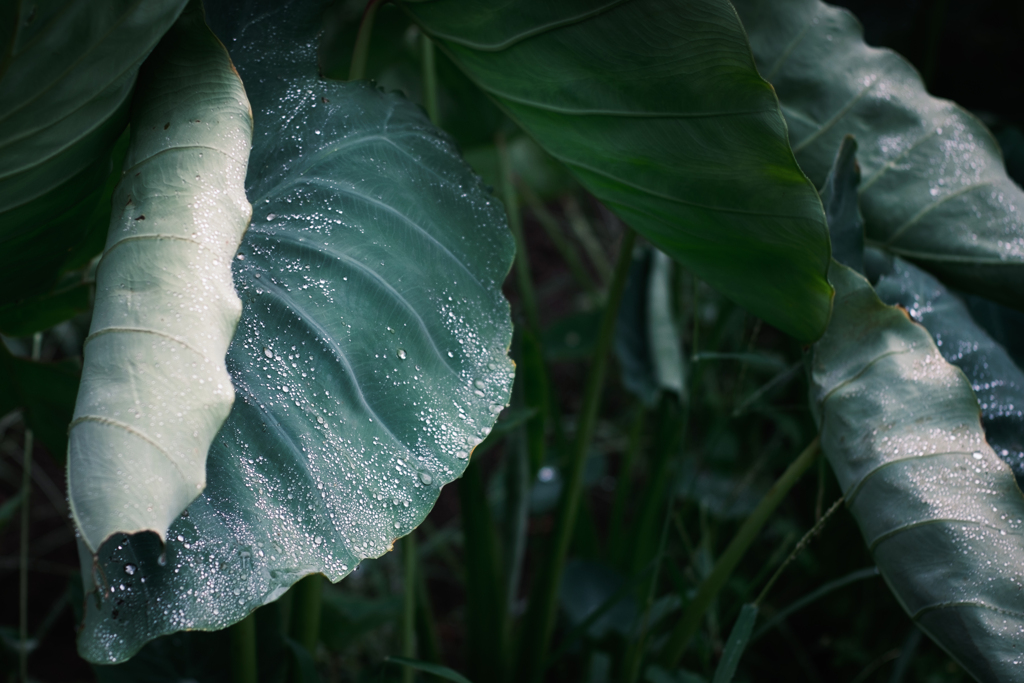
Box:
[874,257,1024,486]
[68,0,252,555]
[0,282,91,337]
[320,592,402,654]
[820,136,864,274]
[0,344,79,458]
[462,136,574,201]
[76,0,514,664]
[615,246,685,406]
[735,0,1024,310]
[810,262,1024,683]
[386,656,474,683]
[543,310,602,362]
[403,0,834,343]
[559,559,637,640]
[0,0,187,305]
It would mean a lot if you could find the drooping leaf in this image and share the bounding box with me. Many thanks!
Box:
[819,136,864,274]
[68,1,253,555]
[810,262,1024,683]
[615,246,685,406]
[734,0,1024,310]
[874,256,1024,487]
[0,0,188,305]
[401,0,834,343]
[77,0,514,663]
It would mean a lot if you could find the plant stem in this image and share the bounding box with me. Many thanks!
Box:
[498,134,540,334]
[659,437,820,669]
[607,406,645,563]
[230,612,258,683]
[348,0,387,81]
[420,34,438,125]
[403,532,418,683]
[19,332,41,683]
[290,573,323,656]
[518,227,637,683]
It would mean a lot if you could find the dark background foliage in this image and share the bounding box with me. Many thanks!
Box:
[2,0,1023,681]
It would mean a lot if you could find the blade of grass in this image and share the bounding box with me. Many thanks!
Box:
[386,656,474,683]
[518,180,600,298]
[563,196,612,283]
[755,497,843,606]
[348,0,387,80]
[518,227,637,683]
[230,612,258,683]
[420,33,438,125]
[403,533,418,683]
[503,433,530,620]
[711,603,759,683]
[459,456,507,681]
[18,331,40,683]
[750,567,880,642]
[659,437,820,669]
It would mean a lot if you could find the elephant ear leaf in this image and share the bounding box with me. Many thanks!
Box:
[734,0,1024,310]
[76,0,515,663]
[0,0,188,304]
[68,1,253,554]
[812,262,1024,683]
[401,0,833,343]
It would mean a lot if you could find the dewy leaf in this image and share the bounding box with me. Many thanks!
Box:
[401,0,833,343]
[76,0,515,663]
[68,1,253,554]
[810,262,1024,683]
[874,256,1024,488]
[0,0,188,304]
[734,0,1024,310]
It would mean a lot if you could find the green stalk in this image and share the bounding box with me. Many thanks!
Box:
[607,406,645,564]
[18,332,40,683]
[518,227,637,683]
[518,180,600,297]
[348,0,387,81]
[403,532,418,683]
[230,613,258,683]
[498,135,540,334]
[290,574,323,656]
[420,34,438,125]
[659,437,820,669]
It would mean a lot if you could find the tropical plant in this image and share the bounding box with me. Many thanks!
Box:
[3,0,1024,681]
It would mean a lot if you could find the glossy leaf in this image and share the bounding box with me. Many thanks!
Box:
[68,1,253,554]
[874,256,1024,487]
[810,262,1024,683]
[77,0,514,663]
[0,0,188,304]
[735,0,1024,309]
[401,0,833,343]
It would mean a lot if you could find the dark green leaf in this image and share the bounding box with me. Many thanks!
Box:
[810,262,1024,683]
[735,0,1024,309]
[0,0,187,305]
[76,0,514,663]
[0,282,91,337]
[402,0,834,342]
[875,257,1024,487]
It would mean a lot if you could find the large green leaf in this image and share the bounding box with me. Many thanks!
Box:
[400,0,833,343]
[810,262,1024,683]
[68,1,252,555]
[0,0,188,304]
[734,0,1024,310]
[873,256,1024,488]
[76,0,515,663]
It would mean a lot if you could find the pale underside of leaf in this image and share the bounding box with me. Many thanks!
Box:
[734,0,1024,309]
[811,263,1024,683]
[76,0,515,663]
[403,0,833,343]
[68,2,252,555]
